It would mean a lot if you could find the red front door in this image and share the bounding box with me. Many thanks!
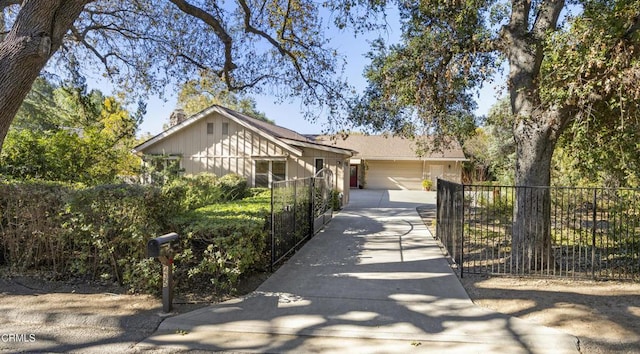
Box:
[350,165,358,188]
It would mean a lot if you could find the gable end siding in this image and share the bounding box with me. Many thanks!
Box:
[142,112,287,181]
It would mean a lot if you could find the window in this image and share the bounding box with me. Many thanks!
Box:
[254,160,286,187]
[222,122,229,136]
[206,123,214,134]
[255,161,269,188]
[315,158,324,173]
[272,161,286,183]
[144,155,183,183]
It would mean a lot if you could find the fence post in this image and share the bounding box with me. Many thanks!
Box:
[270,183,275,272]
[461,184,465,278]
[592,188,597,279]
[293,181,297,244]
[309,177,314,239]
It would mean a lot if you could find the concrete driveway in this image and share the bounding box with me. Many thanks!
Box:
[135,189,579,353]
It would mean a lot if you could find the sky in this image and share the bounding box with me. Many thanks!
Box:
[91,9,503,138]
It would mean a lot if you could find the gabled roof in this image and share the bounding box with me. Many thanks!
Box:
[314,134,467,161]
[133,105,354,157]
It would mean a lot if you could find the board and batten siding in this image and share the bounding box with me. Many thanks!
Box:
[143,113,288,184]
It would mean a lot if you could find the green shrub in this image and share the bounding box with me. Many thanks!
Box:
[0,180,72,273]
[172,190,271,292]
[66,184,172,286]
[218,173,248,201]
[331,189,342,210]
[0,178,270,296]
[162,173,222,211]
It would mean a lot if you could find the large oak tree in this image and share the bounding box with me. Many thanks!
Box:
[0,0,379,151]
[354,0,640,271]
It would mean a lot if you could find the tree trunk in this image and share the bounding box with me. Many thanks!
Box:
[504,0,567,273]
[511,114,558,273]
[0,0,88,151]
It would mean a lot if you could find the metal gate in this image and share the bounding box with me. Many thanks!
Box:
[271,168,334,268]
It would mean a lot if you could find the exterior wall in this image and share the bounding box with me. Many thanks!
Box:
[423,161,463,188]
[140,112,352,201]
[289,147,350,203]
[142,112,289,185]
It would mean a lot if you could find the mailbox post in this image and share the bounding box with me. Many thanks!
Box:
[147,232,179,313]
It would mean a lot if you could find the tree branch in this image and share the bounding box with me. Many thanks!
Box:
[532,0,565,39]
[237,0,312,90]
[167,0,236,83]
[624,14,640,40]
[0,0,20,9]
[509,0,531,34]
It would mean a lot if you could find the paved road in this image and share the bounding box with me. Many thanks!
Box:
[135,190,579,353]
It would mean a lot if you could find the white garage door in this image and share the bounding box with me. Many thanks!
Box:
[366,161,423,190]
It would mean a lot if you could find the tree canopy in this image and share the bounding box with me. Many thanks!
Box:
[355,0,640,183]
[0,0,383,151]
[352,0,640,271]
[0,78,142,184]
[176,72,273,123]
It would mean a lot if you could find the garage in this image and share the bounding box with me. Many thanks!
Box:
[366,160,424,190]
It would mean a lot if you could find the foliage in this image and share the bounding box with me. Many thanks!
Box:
[0,0,375,156]
[463,99,516,184]
[218,173,249,201]
[0,180,73,273]
[421,179,433,191]
[64,184,173,287]
[177,73,273,123]
[349,0,494,146]
[172,190,271,292]
[331,189,343,210]
[160,173,249,212]
[540,0,640,188]
[0,176,269,295]
[162,173,222,211]
[0,181,175,292]
[0,78,142,184]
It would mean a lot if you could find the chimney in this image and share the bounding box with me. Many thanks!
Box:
[169,109,186,126]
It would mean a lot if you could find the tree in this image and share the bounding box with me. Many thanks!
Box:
[0,0,379,152]
[177,72,273,123]
[1,78,142,183]
[355,0,640,271]
[463,99,516,184]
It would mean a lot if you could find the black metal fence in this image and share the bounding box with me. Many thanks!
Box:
[436,179,640,281]
[270,169,334,268]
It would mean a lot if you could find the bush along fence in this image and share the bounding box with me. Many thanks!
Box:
[270,168,334,269]
[0,174,270,295]
[436,179,640,281]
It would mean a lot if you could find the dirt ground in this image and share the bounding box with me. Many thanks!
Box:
[459,274,640,354]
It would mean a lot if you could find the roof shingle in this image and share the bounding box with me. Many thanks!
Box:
[314,134,466,160]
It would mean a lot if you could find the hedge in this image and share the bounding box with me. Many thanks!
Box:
[0,175,271,295]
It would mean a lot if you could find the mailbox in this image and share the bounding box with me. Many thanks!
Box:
[147,232,179,258]
[146,232,179,313]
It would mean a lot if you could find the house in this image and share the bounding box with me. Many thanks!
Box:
[314,134,467,190]
[133,105,355,203]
